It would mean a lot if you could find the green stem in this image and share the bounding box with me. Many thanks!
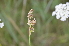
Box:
[29,35,31,46]
[29,25,31,46]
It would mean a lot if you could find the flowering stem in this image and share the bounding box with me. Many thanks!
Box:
[27,9,36,46]
[29,25,31,46]
[29,34,31,46]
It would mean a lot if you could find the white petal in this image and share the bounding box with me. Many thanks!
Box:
[52,11,56,16]
[67,6,69,10]
[56,15,60,19]
[63,4,66,7]
[60,12,64,17]
[68,15,69,17]
[56,12,59,16]
[60,17,66,21]
[64,7,66,9]
[65,15,68,18]
[55,5,59,9]
[66,2,69,6]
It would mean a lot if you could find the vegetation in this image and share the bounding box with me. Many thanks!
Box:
[0,0,69,46]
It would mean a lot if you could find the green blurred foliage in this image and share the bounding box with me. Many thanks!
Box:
[0,0,69,46]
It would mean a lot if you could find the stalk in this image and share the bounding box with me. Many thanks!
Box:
[27,9,36,46]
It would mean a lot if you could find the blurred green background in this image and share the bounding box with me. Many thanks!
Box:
[0,0,69,46]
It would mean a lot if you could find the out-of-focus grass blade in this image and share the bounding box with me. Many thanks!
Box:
[44,0,53,13]
[36,18,41,35]
[51,0,61,9]
[0,13,19,43]
[31,0,46,21]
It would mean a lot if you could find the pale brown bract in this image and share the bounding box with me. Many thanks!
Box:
[27,9,36,36]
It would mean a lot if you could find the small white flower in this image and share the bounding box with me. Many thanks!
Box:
[0,19,4,28]
[52,2,69,21]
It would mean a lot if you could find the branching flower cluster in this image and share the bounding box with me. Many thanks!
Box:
[52,2,69,21]
[0,19,4,28]
[27,9,36,36]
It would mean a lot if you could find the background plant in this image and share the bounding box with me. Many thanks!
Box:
[0,0,69,46]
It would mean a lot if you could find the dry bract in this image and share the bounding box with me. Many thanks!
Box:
[27,9,36,36]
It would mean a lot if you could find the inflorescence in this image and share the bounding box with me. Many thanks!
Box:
[52,2,69,21]
[27,9,36,36]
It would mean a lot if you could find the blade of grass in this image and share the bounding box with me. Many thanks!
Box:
[20,0,27,26]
